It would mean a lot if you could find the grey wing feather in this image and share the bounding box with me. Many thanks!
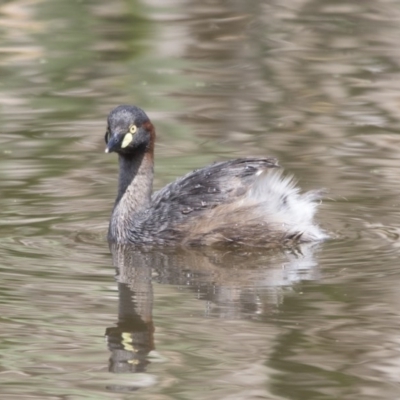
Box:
[150,158,278,224]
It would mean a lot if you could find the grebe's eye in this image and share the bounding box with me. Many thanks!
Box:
[129,124,137,134]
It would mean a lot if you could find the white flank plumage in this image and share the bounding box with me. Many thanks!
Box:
[247,169,327,241]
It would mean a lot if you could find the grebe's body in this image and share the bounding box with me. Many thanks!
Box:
[104,105,326,247]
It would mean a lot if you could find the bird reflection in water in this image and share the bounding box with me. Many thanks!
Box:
[105,244,155,374]
[105,242,322,379]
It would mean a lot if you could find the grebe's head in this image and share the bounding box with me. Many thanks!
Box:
[104,105,154,155]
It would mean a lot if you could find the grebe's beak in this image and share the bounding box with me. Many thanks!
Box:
[105,134,120,153]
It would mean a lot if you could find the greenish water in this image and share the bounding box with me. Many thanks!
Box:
[2,0,400,399]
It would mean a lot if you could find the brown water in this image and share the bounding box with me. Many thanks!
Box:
[2,0,400,399]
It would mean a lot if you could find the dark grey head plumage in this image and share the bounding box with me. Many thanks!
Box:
[105,105,153,155]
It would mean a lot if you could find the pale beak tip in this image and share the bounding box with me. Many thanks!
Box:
[104,148,109,153]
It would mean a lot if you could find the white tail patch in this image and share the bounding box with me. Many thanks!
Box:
[247,169,327,241]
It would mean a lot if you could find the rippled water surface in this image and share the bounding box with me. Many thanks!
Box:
[2,0,400,399]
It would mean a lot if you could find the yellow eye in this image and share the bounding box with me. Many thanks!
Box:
[129,125,137,134]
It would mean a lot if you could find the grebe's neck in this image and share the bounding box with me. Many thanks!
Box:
[116,150,154,205]
[109,145,154,242]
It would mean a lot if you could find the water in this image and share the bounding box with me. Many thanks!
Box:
[1,0,400,398]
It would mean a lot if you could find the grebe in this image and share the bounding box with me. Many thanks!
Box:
[104,105,326,247]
